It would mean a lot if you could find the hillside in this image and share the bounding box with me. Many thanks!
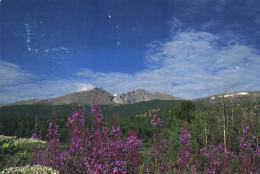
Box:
[193,91,260,106]
[0,99,182,118]
[1,90,259,118]
[6,88,115,106]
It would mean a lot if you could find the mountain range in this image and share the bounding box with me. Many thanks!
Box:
[1,88,259,107]
[1,88,183,107]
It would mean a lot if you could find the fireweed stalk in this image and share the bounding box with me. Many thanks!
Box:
[33,102,143,173]
[31,116,43,165]
[31,117,39,140]
[177,126,196,174]
[199,135,235,174]
[124,130,142,173]
[65,106,87,173]
[199,141,220,174]
[33,109,64,172]
[84,103,142,173]
[147,113,170,173]
[238,124,260,173]
[217,141,236,173]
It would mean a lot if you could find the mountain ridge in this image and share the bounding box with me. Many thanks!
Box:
[193,91,260,105]
[1,88,259,107]
[1,88,183,107]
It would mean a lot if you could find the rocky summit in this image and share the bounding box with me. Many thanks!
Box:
[113,89,183,104]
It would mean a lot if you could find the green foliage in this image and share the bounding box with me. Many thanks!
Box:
[0,100,181,118]
[0,97,259,173]
[171,100,195,123]
[0,100,182,143]
[0,136,17,154]
[162,117,182,162]
[0,135,48,171]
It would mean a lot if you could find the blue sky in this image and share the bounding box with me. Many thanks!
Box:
[0,0,260,104]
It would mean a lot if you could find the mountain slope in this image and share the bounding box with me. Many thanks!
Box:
[114,89,183,104]
[114,89,151,104]
[0,100,182,118]
[194,91,260,105]
[3,88,258,107]
[8,88,116,106]
[150,92,183,101]
[2,88,182,106]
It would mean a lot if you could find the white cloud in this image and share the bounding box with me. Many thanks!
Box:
[77,31,260,99]
[1,29,259,103]
[0,60,35,86]
[0,60,94,104]
[76,83,95,92]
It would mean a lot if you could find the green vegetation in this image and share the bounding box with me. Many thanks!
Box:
[0,100,182,142]
[0,97,259,173]
[0,135,48,171]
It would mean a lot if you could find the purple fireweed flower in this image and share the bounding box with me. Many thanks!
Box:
[199,144,219,174]
[243,125,250,134]
[31,117,40,139]
[33,110,64,171]
[33,101,143,173]
[124,132,142,173]
[148,113,170,173]
[200,148,208,157]
[199,137,237,174]
[151,113,162,128]
[177,127,193,173]
[238,124,259,173]
[179,128,191,143]
[31,132,38,140]
[256,146,260,156]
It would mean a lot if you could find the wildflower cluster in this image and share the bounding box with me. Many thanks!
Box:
[199,134,237,174]
[28,102,259,174]
[33,110,64,171]
[151,113,162,128]
[238,125,259,173]
[177,127,195,173]
[147,113,170,173]
[33,102,142,173]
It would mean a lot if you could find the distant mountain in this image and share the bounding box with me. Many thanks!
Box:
[6,88,115,106]
[113,89,151,104]
[194,91,260,105]
[114,89,183,104]
[3,88,258,107]
[150,92,183,101]
[1,88,183,107]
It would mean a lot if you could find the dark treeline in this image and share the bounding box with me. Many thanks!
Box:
[0,100,181,142]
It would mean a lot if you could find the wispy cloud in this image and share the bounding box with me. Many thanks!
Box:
[0,60,35,86]
[1,25,259,103]
[0,60,94,104]
[77,31,260,99]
